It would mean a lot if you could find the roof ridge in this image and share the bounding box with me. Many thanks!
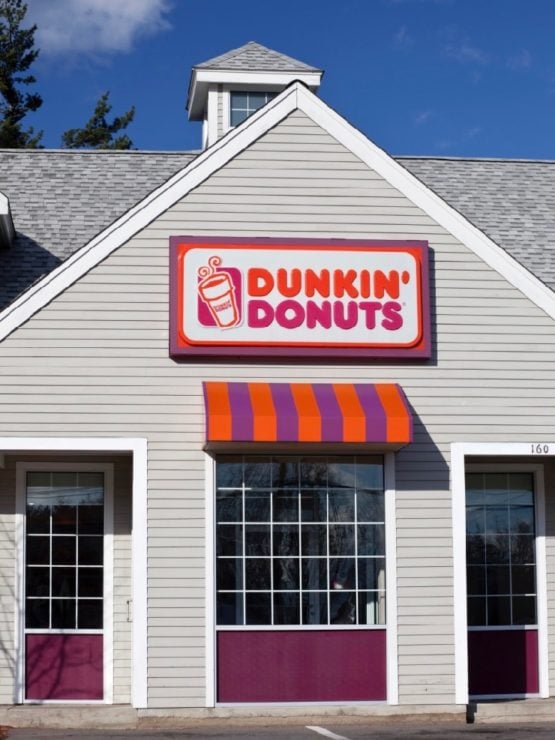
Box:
[397,155,555,164]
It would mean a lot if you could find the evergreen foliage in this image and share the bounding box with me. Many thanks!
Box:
[62,91,135,150]
[0,0,42,148]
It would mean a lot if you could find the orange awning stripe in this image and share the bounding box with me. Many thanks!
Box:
[248,382,277,442]
[204,382,232,441]
[374,384,412,443]
[332,383,366,443]
[289,383,321,442]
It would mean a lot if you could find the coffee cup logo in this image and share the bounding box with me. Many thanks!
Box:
[197,255,241,329]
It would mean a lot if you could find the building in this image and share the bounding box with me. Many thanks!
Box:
[0,40,555,717]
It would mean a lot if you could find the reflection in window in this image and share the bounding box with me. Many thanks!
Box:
[216,455,385,627]
[466,472,536,627]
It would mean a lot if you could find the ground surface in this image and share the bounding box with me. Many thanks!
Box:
[6,723,555,739]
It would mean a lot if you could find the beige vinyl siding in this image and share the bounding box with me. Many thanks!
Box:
[1,109,555,706]
[0,454,132,704]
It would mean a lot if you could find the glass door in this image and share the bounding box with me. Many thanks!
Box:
[24,471,105,701]
[466,471,539,697]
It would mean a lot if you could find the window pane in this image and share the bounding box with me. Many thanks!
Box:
[272,458,298,488]
[26,567,49,597]
[512,565,535,594]
[52,505,76,534]
[485,535,509,564]
[52,567,76,597]
[52,598,76,629]
[512,596,536,625]
[511,534,534,564]
[244,457,272,488]
[302,558,327,590]
[486,565,510,595]
[248,92,267,106]
[26,505,49,534]
[26,599,49,629]
[302,592,328,624]
[467,565,486,595]
[230,109,247,126]
[217,592,243,626]
[508,473,534,504]
[274,592,299,624]
[510,506,534,534]
[77,473,104,503]
[330,558,355,590]
[217,524,243,556]
[487,596,511,626]
[357,524,383,556]
[358,591,386,625]
[485,507,508,534]
[466,507,485,535]
[273,490,298,522]
[217,491,242,523]
[273,558,299,590]
[467,596,486,626]
[245,559,271,590]
[273,525,298,556]
[358,557,385,591]
[300,458,327,488]
[78,567,103,597]
[329,524,354,556]
[330,591,356,624]
[245,525,270,556]
[78,599,103,629]
[78,506,104,534]
[467,535,485,564]
[301,524,327,556]
[230,92,248,109]
[245,592,271,625]
[245,491,270,521]
[78,536,103,565]
[357,490,384,522]
[216,456,243,489]
[484,474,509,505]
[328,458,355,488]
[328,490,354,522]
[52,536,76,565]
[465,473,484,505]
[300,490,327,522]
[27,536,49,565]
[217,559,242,590]
[356,459,383,490]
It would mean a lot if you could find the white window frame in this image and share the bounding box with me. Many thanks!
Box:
[205,450,399,707]
[452,443,552,704]
[221,84,285,136]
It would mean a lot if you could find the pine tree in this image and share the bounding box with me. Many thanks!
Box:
[0,0,42,148]
[62,91,135,150]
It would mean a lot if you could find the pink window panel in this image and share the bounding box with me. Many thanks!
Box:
[468,629,538,696]
[218,629,386,703]
[26,634,103,700]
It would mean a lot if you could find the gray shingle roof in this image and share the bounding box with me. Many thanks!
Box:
[0,149,195,310]
[1,149,555,314]
[194,41,322,73]
[399,156,555,292]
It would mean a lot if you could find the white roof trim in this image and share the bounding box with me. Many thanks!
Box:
[0,191,15,249]
[1,81,554,343]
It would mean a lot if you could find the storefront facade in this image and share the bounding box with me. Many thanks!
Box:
[0,41,555,714]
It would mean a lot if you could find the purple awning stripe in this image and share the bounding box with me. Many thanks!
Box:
[227,382,253,441]
[353,384,387,443]
[311,383,344,442]
[269,383,299,442]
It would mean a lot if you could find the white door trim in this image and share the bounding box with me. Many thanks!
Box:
[2,437,147,708]
[451,442,555,705]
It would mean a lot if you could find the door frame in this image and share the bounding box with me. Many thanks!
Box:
[452,443,552,704]
[15,461,114,704]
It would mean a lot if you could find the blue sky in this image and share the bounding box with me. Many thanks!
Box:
[21,0,555,158]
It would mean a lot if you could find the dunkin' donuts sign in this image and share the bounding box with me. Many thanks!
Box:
[170,237,431,358]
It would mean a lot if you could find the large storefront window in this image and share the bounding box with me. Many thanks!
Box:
[216,455,385,627]
[466,472,536,627]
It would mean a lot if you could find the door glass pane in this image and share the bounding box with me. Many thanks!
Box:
[465,471,536,626]
[25,471,104,632]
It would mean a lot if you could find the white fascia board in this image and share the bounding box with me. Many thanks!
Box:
[194,69,322,88]
[295,85,555,321]
[0,85,299,343]
[0,191,15,249]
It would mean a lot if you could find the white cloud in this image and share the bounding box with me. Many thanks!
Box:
[27,0,172,55]
[394,25,413,49]
[414,110,433,125]
[444,41,489,65]
[507,49,532,70]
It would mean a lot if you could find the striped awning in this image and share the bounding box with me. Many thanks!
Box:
[203,382,412,445]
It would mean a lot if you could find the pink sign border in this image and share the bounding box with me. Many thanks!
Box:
[169,236,431,360]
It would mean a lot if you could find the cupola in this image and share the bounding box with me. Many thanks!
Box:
[187,41,323,149]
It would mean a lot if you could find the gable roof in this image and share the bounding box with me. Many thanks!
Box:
[194,41,322,73]
[1,82,555,343]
